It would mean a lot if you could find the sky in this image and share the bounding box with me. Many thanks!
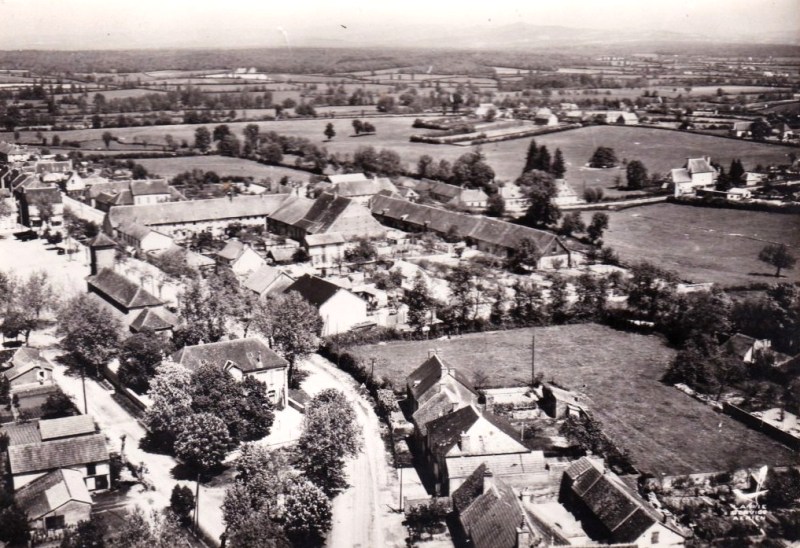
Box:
[0,0,797,50]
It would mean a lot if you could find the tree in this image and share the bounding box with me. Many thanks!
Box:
[522,139,538,174]
[519,170,560,227]
[344,238,377,263]
[102,131,114,149]
[324,123,336,141]
[486,193,505,217]
[283,478,332,544]
[750,118,771,142]
[227,510,291,548]
[57,295,122,376]
[30,195,55,226]
[758,243,796,277]
[451,150,495,190]
[362,121,375,134]
[547,273,571,323]
[174,412,233,473]
[588,146,618,168]
[375,148,403,177]
[170,485,195,527]
[627,262,679,322]
[242,123,260,153]
[352,119,364,135]
[212,124,231,142]
[573,274,609,321]
[60,516,106,548]
[0,504,28,546]
[559,212,585,237]
[445,264,482,330]
[417,154,434,178]
[251,292,322,383]
[404,273,435,333]
[193,126,211,152]
[728,158,745,186]
[586,212,609,245]
[175,278,229,347]
[118,330,173,394]
[511,280,547,326]
[625,160,648,190]
[551,148,566,178]
[40,388,76,419]
[535,145,552,173]
[143,362,194,450]
[217,134,241,157]
[296,389,362,495]
[506,237,541,273]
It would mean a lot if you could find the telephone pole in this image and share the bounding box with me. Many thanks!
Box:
[531,331,536,387]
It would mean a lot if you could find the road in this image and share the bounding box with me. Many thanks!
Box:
[302,355,407,548]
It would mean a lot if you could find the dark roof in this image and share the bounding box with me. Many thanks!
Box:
[87,268,163,309]
[723,333,758,360]
[294,192,354,234]
[243,265,293,296]
[129,179,170,196]
[456,469,526,548]
[426,406,481,458]
[687,158,714,174]
[407,354,449,400]
[8,433,109,474]
[88,232,117,248]
[452,462,488,513]
[130,308,177,332]
[0,347,52,381]
[285,274,348,308]
[268,195,314,226]
[39,415,96,441]
[331,177,398,198]
[172,337,288,373]
[1,422,42,445]
[23,186,63,204]
[15,469,92,520]
[564,457,675,543]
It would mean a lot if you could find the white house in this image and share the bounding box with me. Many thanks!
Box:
[534,108,558,126]
[130,179,172,205]
[243,265,295,299]
[215,239,267,278]
[498,184,528,213]
[553,179,582,206]
[116,221,173,253]
[285,274,369,335]
[671,157,718,197]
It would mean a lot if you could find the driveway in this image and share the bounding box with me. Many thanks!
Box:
[302,355,408,548]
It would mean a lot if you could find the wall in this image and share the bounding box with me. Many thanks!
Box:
[319,291,368,335]
[63,194,105,225]
[8,366,53,391]
[723,402,800,451]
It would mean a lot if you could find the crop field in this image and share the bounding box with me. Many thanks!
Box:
[135,155,313,182]
[603,203,800,286]
[350,323,798,475]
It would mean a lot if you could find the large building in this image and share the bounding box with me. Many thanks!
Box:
[268,191,385,241]
[671,157,718,197]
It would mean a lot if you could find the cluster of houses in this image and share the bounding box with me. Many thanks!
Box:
[669,155,782,200]
[471,104,640,127]
[400,352,687,547]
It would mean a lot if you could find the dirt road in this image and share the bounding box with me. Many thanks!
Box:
[303,355,407,548]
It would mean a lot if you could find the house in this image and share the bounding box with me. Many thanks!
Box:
[722,333,777,364]
[104,194,289,241]
[267,192,385,241]
[534,108,558,126]
[726,187,751,201]
[18,185,64,228]
[5,415,110,491]
[129,179,172,205]
[474,103,498,118]
[35,160,73,183]
[371,195,572,268]
[115,221,174,252]
[243,265,294,299]
[552,179,581,206]
[15,468,93,534]
[560,457,685,546]
[0,142,34,164]
[539,384,588,419]
[731,121,753,138]
[423,405,530,495]
[285,274,369,336]
[498,184,528,214]
[215,239,266,278]
[406,352,479,417]
[0,347,54,391]
[86,268,170,327]
[447,452,548,493]
[170,337,289,406]
[61,172,86,194]
[671,157,718,197]
[303,233,347,268]
[743,172,767,187]
[779,124,798,143]
[327,174,399,206]
[607,111,639,125]
[451,465,538,548]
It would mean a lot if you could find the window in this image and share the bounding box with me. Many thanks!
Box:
[45,515,66,530]
[94,475,109,490]
[651,531,659,544]
[87,463,97,476]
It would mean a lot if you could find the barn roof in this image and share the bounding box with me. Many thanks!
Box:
[87,268,163,309]
[172,336,287,373]
[8,434,109,474]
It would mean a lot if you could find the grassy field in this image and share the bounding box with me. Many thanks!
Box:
[350,323,798,475]
[603,203,800,286]
[135,156,313,182]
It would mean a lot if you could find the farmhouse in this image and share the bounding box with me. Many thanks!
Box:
[104,193,289,241]
[267,192,384,241]
[731,121,753,138]
[242,265,295,299]
[371,195,572,268]
[415,179,490,211]
[0,142,35,164]
[326,173,399,205]
[170,337,289,406]
[670,157,718,197]
[15,468,93,535]
[0,347,54,391]
[129,179,172,205]
[498,184,528,213]
[553,179,581,206]
[534,108,558,126]
[303,232,347,268]
[285,274,369,336]
[115,221,173,252]
[215,239,266,278]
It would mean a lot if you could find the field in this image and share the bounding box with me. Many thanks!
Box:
[351,323,798,475]
[603,203,800,286]
[135,155,313,182]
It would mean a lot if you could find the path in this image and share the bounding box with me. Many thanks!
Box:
[560,194,669,211]
[302,354,407,548]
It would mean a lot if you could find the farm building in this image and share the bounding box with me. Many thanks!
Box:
[215,239,266,278]
[243,265,295,299]
[326,173,399,205]
[0,347,54,391]
[285,274,369,336]
[115,221,173,252]
[670,157,718,197]
[15,468,93,535]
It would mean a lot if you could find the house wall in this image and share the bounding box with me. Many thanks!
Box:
[446,416,528,458]
[319,291,368,335]
[308,242,346,267]
[141,215,268,242]
[249,366,289,408]
[326,204,385,239]
[8,366,53,390]
[81,461,111,491]
[12,471,47,490]
[139,231,173,253]
[133,193,170,206]
[632,522,685,547]
[31,500,92,532]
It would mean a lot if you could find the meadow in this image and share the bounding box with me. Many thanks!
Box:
[136,155,312,182]
[350,323,798,475]
[602,203,800,286]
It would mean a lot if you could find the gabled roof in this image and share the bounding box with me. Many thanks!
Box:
[687,158,713,174]
[23,186,63,204]
[0,347,52,382]
[216,239,246,261]
[327,173,370,184]
[87,232,117,248]
[172,337,288,373]
[129,307,177,333]
[117,220,155,242]
[407,354,457,400]
[107,194,289,229]
[286,274,351,308]
[304,233,346,246]
[446,452,546,482]
[454,466,528,548]
[294,192,354,234]
[1,421,42,446]
[269,195,315,226]
[413,390,459,435]
[564,457,680,543]
[8,433,109,474]
[331,177,398,198]
[15,469,92,520]
[129,179,170,196]
[87,268,163,309]
[39,415,96,441]
[670,168,692,184]
[426,406,481,457]
[723,333,762,360]
[243,265,293,296]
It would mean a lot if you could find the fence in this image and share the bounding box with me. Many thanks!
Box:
[722,402,800,451]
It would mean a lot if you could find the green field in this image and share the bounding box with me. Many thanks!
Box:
[603,203,800,286]
[351,323,798,475]
[136,155,313,182]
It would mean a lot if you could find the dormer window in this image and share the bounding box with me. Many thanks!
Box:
[223,360,235,372]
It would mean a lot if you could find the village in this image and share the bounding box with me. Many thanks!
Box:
[1,7,800,548]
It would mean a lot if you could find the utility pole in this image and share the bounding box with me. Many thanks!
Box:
[194,473,201,533]
[398,466,404,512]
[81,364,88,415]
[531,331,536,387]
[370,357,376,383]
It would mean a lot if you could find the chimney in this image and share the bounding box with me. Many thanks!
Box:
[482,468,493,493]
[460,432,471,454]
[515,523,533,548]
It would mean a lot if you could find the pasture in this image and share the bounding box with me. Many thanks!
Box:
[350,323,798,475]
[602,203,800,286]
[135,155,312,182]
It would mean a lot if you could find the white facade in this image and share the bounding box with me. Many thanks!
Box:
[319,290,368,336]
